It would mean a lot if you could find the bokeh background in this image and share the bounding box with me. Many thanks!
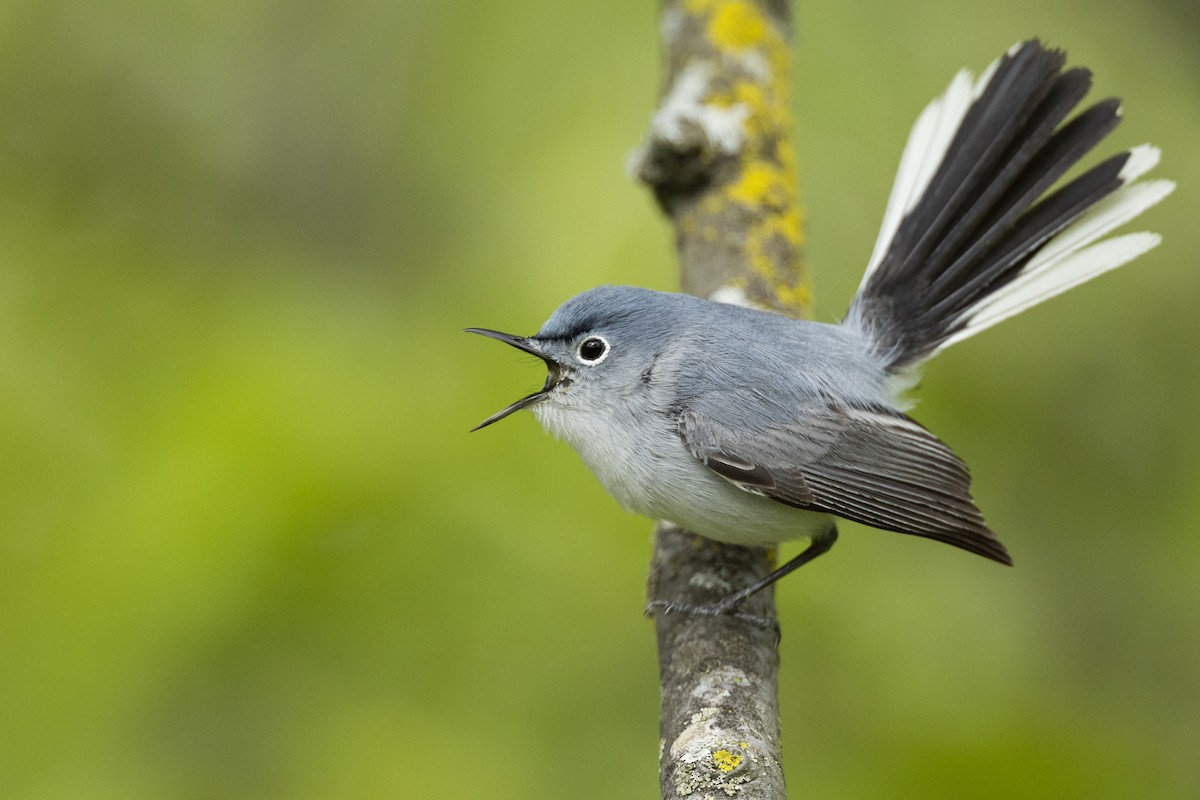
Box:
[0,1,1196,798]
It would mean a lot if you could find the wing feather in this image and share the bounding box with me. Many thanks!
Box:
[678,401,1012,564]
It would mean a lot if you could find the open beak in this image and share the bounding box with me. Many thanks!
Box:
[464,328,567,431]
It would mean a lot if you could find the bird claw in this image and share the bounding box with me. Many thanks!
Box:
[644,598,780,638]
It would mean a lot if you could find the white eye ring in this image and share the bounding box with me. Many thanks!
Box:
[576,335,610,365]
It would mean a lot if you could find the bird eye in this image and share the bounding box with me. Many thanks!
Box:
[576,336,609,364]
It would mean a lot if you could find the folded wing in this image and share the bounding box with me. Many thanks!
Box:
[678,399,1012,564]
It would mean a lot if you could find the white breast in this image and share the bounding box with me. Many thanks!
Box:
[533,396,830,547]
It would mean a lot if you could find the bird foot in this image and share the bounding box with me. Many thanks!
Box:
[644,598,779,638]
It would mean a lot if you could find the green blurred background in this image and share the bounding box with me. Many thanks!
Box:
[0,0,1196,797]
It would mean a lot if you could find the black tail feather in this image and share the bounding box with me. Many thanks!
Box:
[926,88,1114,296]
[848,40,1135,369]
[935,151,1129,319]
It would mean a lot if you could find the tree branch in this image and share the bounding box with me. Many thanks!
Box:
[632,1,808,797]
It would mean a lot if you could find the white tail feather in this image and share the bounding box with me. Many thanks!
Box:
[1020,178,1174,276]
[939,233,1161,349]
[860,68,979,289]
[851,41,1173,370]
[1119,143,1161,182]
[933,172,1174,351]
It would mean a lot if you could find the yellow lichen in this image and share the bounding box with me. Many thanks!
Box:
[707,1,767,50]
[732,83,770,134]
[712,749,743,773]
[706,81,776,138]
[777,206,803,245]
[727,162,790,209]
[667,0,809,316]
[772,280,812,313]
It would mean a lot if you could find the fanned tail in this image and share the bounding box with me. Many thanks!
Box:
[844,39,1174,371]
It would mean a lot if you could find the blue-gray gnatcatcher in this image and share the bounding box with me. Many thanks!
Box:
[467,40,1173,615]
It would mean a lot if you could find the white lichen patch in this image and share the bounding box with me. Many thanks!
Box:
[732,48,770,82]
[690,666,750,703]
[708,285,759,308]
[687,569,732,592]
[649,62,749,155]
[669,708,753,796]
[659,7,685,44]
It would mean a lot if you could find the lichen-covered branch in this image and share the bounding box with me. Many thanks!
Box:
[632,1,808,798]
[633,0,807,315]
[648,526,788,799]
